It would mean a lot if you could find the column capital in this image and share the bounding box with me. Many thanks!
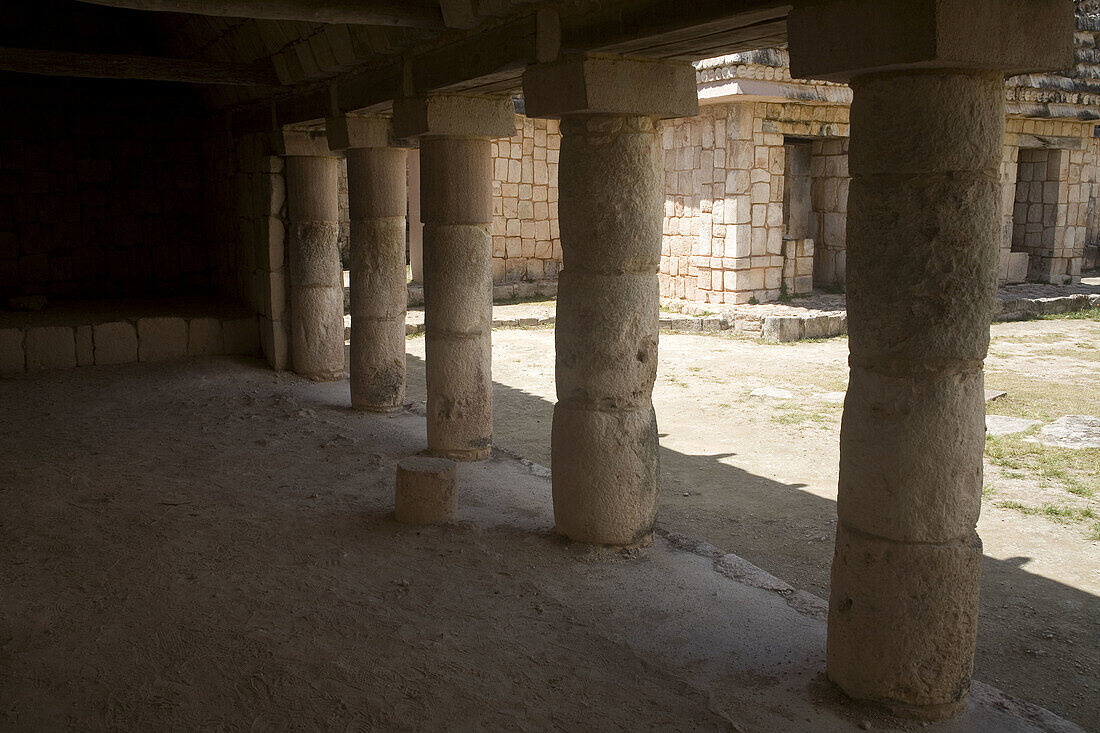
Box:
[271,127,335,157]
[326,114,413,151]
[788,0,1073,82]
[391,94,516,139]
[522,54,697,120]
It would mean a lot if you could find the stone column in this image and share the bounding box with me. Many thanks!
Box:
[327,115,408,411]
[788,0,1072,719]
[407,149,424,284]
[276,129,344,381]
[393,95,516,460]
[523,56,697,545]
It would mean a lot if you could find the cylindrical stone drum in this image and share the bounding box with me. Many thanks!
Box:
[395,456,458,524]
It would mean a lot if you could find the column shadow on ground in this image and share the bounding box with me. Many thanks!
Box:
[401,351,1099,728]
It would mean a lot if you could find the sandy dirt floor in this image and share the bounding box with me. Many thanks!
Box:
[404,316,1100,731]
[3,358,1081,731]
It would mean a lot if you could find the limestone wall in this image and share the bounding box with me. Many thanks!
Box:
[0,78,210,302]
[659,95,1098,305]
[660,100,849,305]
[490,116,561,285]
[1000,117,1099,284]
[204,131,289,369]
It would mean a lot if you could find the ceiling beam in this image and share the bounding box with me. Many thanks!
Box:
[72,0,445,29]
[0,47,283,86]
[230,0,795,135]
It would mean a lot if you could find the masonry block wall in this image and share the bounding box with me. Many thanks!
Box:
[809,138,850,288]
[0,78,210,302]
[204,130,288,369]
[1000,118,1099,285]
[660,101,849,305]
[490,115,561,284]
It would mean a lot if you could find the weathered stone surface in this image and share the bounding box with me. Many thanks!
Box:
[286,155,344,381]
[557,116,662,274]
[1006,252,1029,284]
[551,404,659,546]
[420,137,493,225]
[985,414,1040,436]
[187,317,223,356]
[762,316,803,342]
[347,147,408,411]
[424,329,492,461]
[845,72,1004,365]
[1031,415,1100,449]
[392,95,516,140]
[93,322,138,365]
[523,55,698,120]
[555,270,657,409]
[789,0,1073,81]
[75,325,94,366]
[25,326,76,371]
[224,317,260,355]
[325,114,393,151]
[828,526,982,720]
[395,456,457,525]
[839,366,985,544]
[0,328,25,373]
[826,68,1004,718]
[137,317,187,362]
[749,386,793,399]
[419,133,497,460]
[546,109,667,546]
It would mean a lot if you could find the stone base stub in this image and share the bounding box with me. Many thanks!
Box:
[788,0,1073,82]
[395,456,458,524]
[523,55,698,120]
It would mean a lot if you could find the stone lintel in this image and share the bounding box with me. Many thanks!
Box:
[271,128,335,157]
[788,0,1073,82]
[1012,132,1083,151]
[326,114,412,151]
[522,54,698,120]
[391,94,516,139]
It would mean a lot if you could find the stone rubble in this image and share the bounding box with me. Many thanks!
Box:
[1029,415,1100,449]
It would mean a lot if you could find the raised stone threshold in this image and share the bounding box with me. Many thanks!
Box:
[342,271,558,310]
[0,296,260,374]
[662,277,1100,342]
[339,279,1100,343]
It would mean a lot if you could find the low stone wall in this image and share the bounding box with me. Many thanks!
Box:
[659,279,1100,342]
[0,313,258,373]
[0,297,259,373]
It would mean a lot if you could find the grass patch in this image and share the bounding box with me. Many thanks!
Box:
[994,499,1097,524]
[984,434,1100,498]
[1036,306,1100,322]
[769,401,832,426]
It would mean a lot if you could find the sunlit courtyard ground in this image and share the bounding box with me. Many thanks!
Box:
[407,308,1100,730]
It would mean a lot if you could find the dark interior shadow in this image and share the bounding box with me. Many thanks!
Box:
[403,350,1099,729]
